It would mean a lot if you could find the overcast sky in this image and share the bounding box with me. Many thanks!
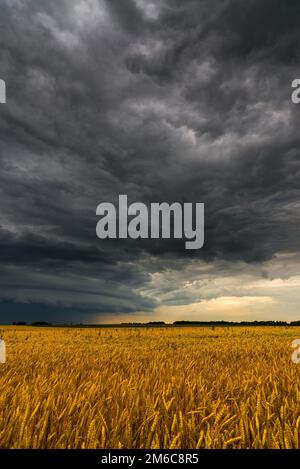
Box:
[0,0,300,323]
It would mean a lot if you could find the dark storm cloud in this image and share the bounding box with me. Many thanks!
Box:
[0,0,299,321]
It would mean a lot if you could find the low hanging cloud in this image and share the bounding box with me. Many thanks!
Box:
[0,0,299,322]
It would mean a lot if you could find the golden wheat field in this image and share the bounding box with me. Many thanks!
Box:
[0,325,300,449]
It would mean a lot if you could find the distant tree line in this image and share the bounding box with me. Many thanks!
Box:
[12,321,52,326]
[173,320,296,326]
[11,320,300,326]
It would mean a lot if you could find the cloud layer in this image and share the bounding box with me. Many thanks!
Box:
[0,0,299,322]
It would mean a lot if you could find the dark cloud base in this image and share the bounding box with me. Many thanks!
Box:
[0,0,299,322]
